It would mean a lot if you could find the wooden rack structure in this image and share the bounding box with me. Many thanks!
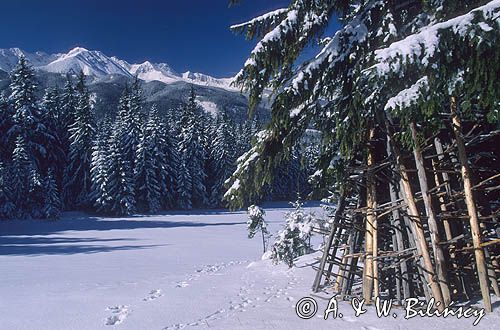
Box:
[312,106,499,312]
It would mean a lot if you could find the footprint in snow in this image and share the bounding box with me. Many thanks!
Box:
[176,281,189,288]
[105,305,130,325]
[143,289,163,301]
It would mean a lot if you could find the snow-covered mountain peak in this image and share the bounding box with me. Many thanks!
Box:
[182,71,235,90]
[0,47,236,91]
[129,60,179,84]
[41,47,132,77]
[66,47,89,56]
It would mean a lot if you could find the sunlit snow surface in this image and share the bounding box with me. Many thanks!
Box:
[0,203,498,330]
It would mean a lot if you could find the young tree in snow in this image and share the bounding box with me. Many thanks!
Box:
[247,205,269,253]
[270,199,314,267]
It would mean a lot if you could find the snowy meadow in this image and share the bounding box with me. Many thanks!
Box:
[1,204,499,330]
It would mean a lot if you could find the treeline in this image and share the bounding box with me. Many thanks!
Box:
[0,56,317,219]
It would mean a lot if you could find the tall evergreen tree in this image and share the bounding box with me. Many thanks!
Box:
[42,87,66,184]
[0,92,13,162]
[134,107,162,213]
[106,122,136,216]
[11,135,33,218]
[209,109,237,207]
[177,87,208,208]
[8,56,53,169]
[63,71,96,208]
[90,117,113,212]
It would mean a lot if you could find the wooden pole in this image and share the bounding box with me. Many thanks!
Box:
[386,124,445,311]
[433,137,454,239]
[363,127,377,303]
[484,248,500,297]
[312,194,347,292]
[387,138,410,302]
[450,96,492,312]
[410,122,451,305]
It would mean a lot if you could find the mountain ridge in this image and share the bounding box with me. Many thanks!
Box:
[0,47,237,91]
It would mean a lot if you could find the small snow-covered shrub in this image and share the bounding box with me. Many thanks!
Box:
[247,205,270,253]
[270,199,314,267]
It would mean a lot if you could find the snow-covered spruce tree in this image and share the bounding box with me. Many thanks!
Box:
[90,116,113,212]
[177,87,208,209]
[8,56,54,170]
[106,119,136,216]
[270,199,314,267]
[43,168,62,220]
[0,92,13,162]
[0,162,15,219]
[134,105,175,213]
[247,205,269,253]
[10,135,32,218]
[225,0,408,206]
[118,80,143,171]
[176,160,193,210]
[41,87,66,185]
[135,123,161,213]
[59,76,77,151]
[226,0,499,309]
[158,115,179,210]
[225,0,414,296]
[63,71,96,209]
[209,109,237,207]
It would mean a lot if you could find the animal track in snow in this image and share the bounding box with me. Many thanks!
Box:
[163,270,299,330]
[105,305,130,325]
[173,260,250,288]
[143,289,163,301]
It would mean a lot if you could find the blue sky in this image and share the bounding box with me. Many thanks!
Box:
[0,0,340,77]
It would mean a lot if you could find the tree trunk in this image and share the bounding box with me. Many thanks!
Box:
[450,96,492,312]
[410,122,451,305]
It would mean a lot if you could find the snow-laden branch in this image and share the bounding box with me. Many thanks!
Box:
[373,0,500,77]
[384,76,429,111]
[230,8,289,30]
